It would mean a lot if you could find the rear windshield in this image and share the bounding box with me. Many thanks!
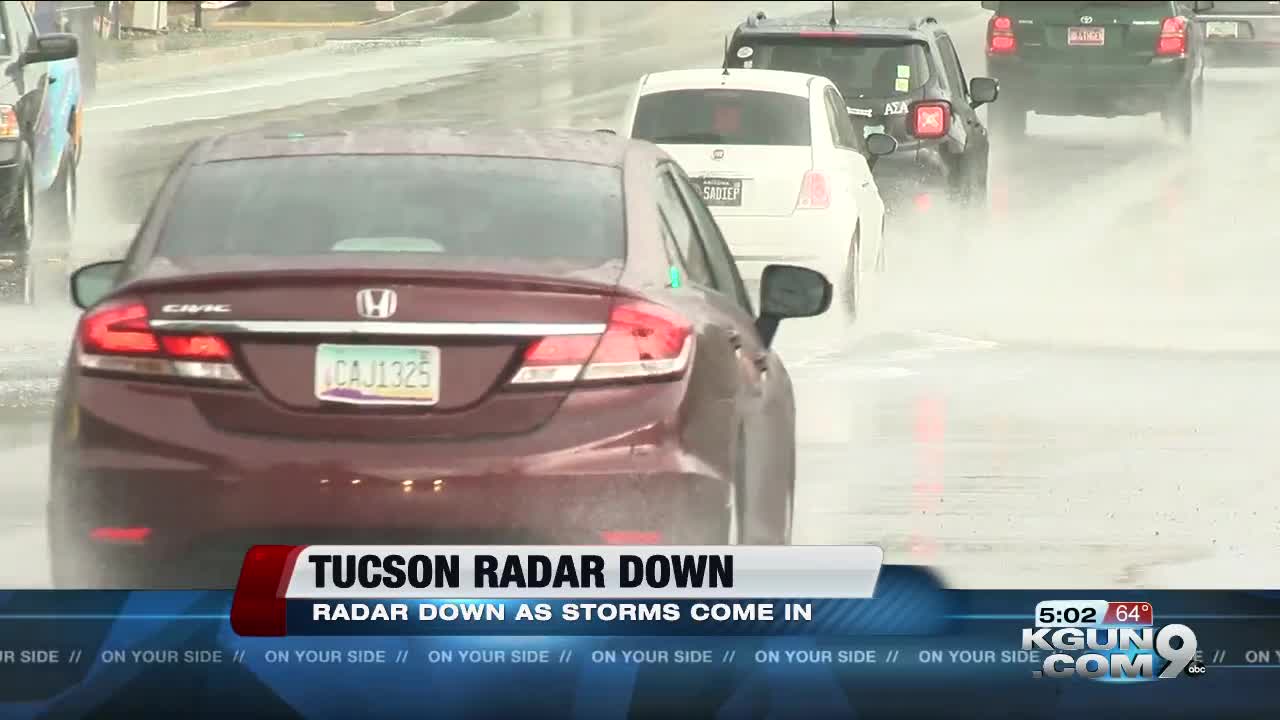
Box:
[729,39,931,99]
[996,1,1170,12]
[1204,1,1280,13]
[158,155,624,261]
[631,89,811,146]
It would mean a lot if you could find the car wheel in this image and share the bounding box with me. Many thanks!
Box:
[43,148,76,246]
[841,229,860,321]
[0,168,35,305]
[1162,89,1193,143]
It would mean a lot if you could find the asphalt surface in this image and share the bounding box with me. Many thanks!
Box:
[3,1,1279,589]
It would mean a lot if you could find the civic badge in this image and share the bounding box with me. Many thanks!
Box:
[712,149,725,160]
[1080,15,1093,23]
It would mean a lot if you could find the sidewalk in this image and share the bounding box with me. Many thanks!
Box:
[97,1,482,85]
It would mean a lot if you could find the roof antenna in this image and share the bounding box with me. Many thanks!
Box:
[829,1,837,28]
[722,35,731,76]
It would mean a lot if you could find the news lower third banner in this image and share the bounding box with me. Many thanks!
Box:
[230,545,884,636]
[1,548,1280,718]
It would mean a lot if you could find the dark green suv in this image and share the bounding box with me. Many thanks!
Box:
[983,1,1217,140]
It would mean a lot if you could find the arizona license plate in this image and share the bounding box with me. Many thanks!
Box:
[314,344,441,406]
[693,177,744,207]
[1206,21,1240,38]
[1067,27,1105,46]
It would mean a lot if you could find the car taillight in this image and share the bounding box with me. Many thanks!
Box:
[988,15,1017,55]
[1157,16,1187,56]
[910,102,950,139]
[796,170,831,210]
[77,298,244,383]
[510,300,693,386]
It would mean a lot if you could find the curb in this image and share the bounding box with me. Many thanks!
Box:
[97,32,326,85]
[210,0,481,30]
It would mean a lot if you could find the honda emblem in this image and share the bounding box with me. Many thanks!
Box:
[356,288,398,319]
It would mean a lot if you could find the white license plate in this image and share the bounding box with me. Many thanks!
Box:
[694,177,744,207]
[1206,21,1240,38]
[1067,26,1106,46]
[314,344,441,406]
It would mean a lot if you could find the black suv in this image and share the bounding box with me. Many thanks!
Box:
[983,1,1217,140]
[725,11,1000,214]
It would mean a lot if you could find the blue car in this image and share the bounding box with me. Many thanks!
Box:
[0,0,85,304]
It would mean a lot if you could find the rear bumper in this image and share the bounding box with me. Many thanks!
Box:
[49,373,736,587]
[713,209,856,281]
[871,150,953,214]
[1205,39,1280,66]
[988,57,1191,115]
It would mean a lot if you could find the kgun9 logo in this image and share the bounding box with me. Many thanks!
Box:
[1022,624,1207,680]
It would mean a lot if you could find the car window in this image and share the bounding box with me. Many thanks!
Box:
[1205,1,1280,11]
[632,89,811,146]
[825,87,864,152]
[655,170,714,287]
[666,166,754,314]
[729,38,932,100]
[158,155,626,263]
[5,1,34,55]
[935,36,966,100]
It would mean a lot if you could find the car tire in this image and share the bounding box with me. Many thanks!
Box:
[1162,88,1194,143]
[990,103,1027,140]
[43,147,77,247]
[0,164,35,305]
[841,228,861,321]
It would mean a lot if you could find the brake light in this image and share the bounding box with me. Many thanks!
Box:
[796,170,831,210]
[511,300,693,385]
[77,298,243,383]
[988,15,1017,55]
[91,527,152,544]
[910,102,950,139]
[1157,16,1187,56]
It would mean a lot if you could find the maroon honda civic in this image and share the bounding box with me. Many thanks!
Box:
[48,127,831,588]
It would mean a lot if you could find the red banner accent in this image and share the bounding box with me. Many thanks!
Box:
[230,545,304,637]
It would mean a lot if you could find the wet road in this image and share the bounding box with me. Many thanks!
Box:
[3,1,1280,588]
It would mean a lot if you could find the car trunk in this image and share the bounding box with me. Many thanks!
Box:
[658,144,813,217]
[842,90,927,149]
[125,263,620,440]
[1201,1,1280,42]
[998,1,1173,65]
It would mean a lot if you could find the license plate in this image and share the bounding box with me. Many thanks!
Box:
[1206,21,1240,38]
[314,344,441,406]
[693,177,744,207]
[1067,27,1105,46]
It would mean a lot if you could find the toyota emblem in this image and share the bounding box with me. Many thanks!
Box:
[1080,15,1093,23]
[712,149,725,160]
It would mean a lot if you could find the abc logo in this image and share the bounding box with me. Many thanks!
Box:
[1185,660,1207,678]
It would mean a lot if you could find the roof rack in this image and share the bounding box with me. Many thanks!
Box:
[745,10,766,28]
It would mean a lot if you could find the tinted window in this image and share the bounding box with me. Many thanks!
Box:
[158,156,625,262]
[935,37,966,98]
[668,168,753,313]
[655,172,714,286]
[632,89,811,146]
[730,39,932,100]
[826,87,863,151]
[1206,1,1280,12]
[4,1,33,55]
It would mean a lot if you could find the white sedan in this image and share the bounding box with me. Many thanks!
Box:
[621,68,896,318]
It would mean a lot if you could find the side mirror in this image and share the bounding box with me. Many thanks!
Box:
[981,1,1000,10]
[22,33,79,65]
[865,132,898,158]
[969,77,1000,108]
[70,260,123,309]
[755,264,832,346]
[1193,1,1215,11]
